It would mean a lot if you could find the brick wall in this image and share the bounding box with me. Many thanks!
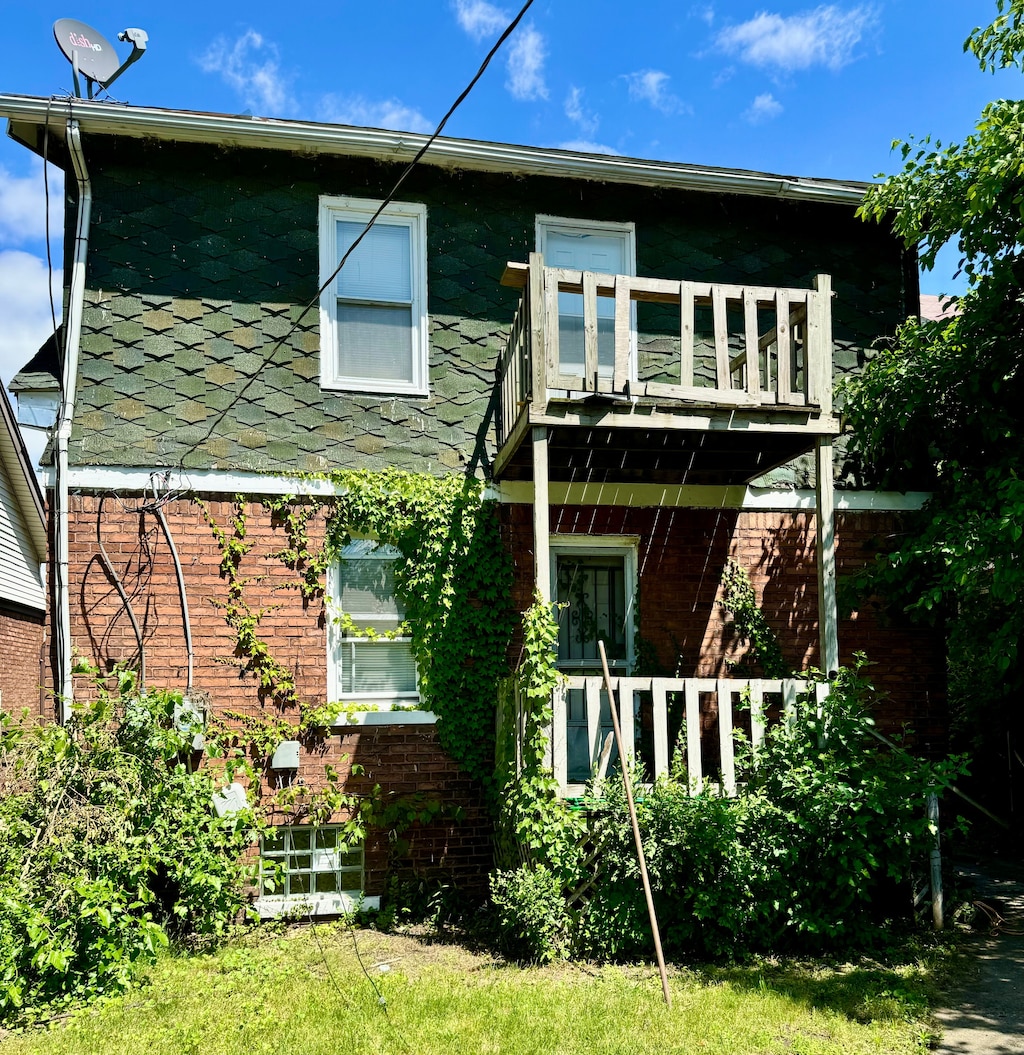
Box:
[0,602,46,715]
[64,491,948,897]
[502,503,947,754]
[65,493,491,894]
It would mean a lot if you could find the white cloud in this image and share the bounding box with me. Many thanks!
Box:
[623,70,690,115]
[506,25,548,100]
[0,161,64,247]
[452,0,508,41]
[716,5,877,72]
[0,250,62,388]
[197,29,294,115]
[557,140,622,156]
[744,92,784,123]
[565,86,598,138]
[318,95,432,134]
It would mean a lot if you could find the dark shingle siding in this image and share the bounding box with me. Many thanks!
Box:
[70,138,906,480]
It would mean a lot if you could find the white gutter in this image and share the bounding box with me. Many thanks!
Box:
[54,119,91,719]
[0,95,868,206]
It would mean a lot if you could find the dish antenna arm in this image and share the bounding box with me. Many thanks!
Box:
[102,29,148,91]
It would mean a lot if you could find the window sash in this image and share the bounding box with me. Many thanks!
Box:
[260,826,365,899]
[329,542,419,708]
[319,197,428,396]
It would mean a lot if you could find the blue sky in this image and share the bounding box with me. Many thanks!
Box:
[0,0,1020,397]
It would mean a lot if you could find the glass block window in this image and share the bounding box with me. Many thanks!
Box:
[329,540,419,707]
[259,826,365,900]
[319,197,428,396]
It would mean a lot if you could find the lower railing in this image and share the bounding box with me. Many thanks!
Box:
[537,675,829,796]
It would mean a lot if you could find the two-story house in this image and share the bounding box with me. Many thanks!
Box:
[1,94,944,915]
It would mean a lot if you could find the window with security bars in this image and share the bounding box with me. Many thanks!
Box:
[329,540,419,707]
[319,196,428,396]
[259,826,364,899]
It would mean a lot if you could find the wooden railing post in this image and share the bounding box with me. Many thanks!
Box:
[528,252,547,414]
[813,274,833,415]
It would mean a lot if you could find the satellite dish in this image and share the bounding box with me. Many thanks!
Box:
[53,18,148,99]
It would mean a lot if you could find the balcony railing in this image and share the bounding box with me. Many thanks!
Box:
[504,674,829,797]
[497,255,834,448]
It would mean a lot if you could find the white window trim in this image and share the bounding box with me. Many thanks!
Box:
[255,825,380,919]
[326,539,421,712]
[318,195,429,396]
[550,534,639,673]
[535,214,638,384]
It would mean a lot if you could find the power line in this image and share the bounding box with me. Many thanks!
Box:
[175,0,537,471]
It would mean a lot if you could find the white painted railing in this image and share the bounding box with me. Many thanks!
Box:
[538,675,830,797]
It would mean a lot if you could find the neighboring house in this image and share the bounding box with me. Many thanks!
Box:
[0,381,47,714]
[0,94,944,914]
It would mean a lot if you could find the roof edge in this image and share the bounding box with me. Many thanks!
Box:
[0,94,868,205]
[0,381,47,561]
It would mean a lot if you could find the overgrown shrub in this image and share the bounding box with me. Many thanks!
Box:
[0,667,261,1022]
[490,864,572,963]
[493,660,966,962]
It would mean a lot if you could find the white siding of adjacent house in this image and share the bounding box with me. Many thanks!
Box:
[0,456,45,612]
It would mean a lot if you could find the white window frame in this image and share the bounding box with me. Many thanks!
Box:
[535,215,638,385]
[255,825,379,918]
[550,534,639,674]
[318,196,429,396]
[327,539,420,711]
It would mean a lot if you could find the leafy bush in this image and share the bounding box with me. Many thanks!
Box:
[494,661,966,962]
[490,864,572,963]
[0,667,261,1022]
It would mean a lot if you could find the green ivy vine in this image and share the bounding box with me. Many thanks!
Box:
[495,596,584,873]
[719,558,790,678]
[200,468,515,789]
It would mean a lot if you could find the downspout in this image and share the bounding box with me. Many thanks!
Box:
[54,119,91,720]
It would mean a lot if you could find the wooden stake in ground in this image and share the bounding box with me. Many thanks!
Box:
[597,640,672,1007]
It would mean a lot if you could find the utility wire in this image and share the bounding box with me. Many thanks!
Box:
[175,0,536,471]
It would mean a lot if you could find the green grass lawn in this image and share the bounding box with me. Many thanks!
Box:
[0,925,956,1055]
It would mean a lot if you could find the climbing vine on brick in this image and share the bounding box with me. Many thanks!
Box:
[203,469,515,787]
[325,468,515,785]
[719,558,789,678]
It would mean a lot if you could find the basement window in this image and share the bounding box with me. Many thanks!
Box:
[256,825,377,918]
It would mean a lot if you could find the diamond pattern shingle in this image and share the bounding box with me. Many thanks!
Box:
[68,141,905,482]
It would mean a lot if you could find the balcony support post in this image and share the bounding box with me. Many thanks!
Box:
[532,425,551,604]
[816,436,839,673]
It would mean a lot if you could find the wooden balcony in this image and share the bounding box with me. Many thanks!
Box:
[503,674,829,798]
[495,254,841,484]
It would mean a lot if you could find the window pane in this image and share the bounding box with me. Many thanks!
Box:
[290,873,311,894]
[342,640,417,696]
[338,557,404,619]
[291,830,311,850]
[336,220,412,302]
[336,303,413,382]
[315,872,339,894]
[315,829,336,850]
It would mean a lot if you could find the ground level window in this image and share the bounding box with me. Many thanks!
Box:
[328,539,419,710]
[256,825,378,918]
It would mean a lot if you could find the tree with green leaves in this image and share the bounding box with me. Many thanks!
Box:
[845,0,1024,804]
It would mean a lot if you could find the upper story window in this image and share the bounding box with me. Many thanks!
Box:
[536,216,636,383]
[327,540,419,709]
[319,197,428,396]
